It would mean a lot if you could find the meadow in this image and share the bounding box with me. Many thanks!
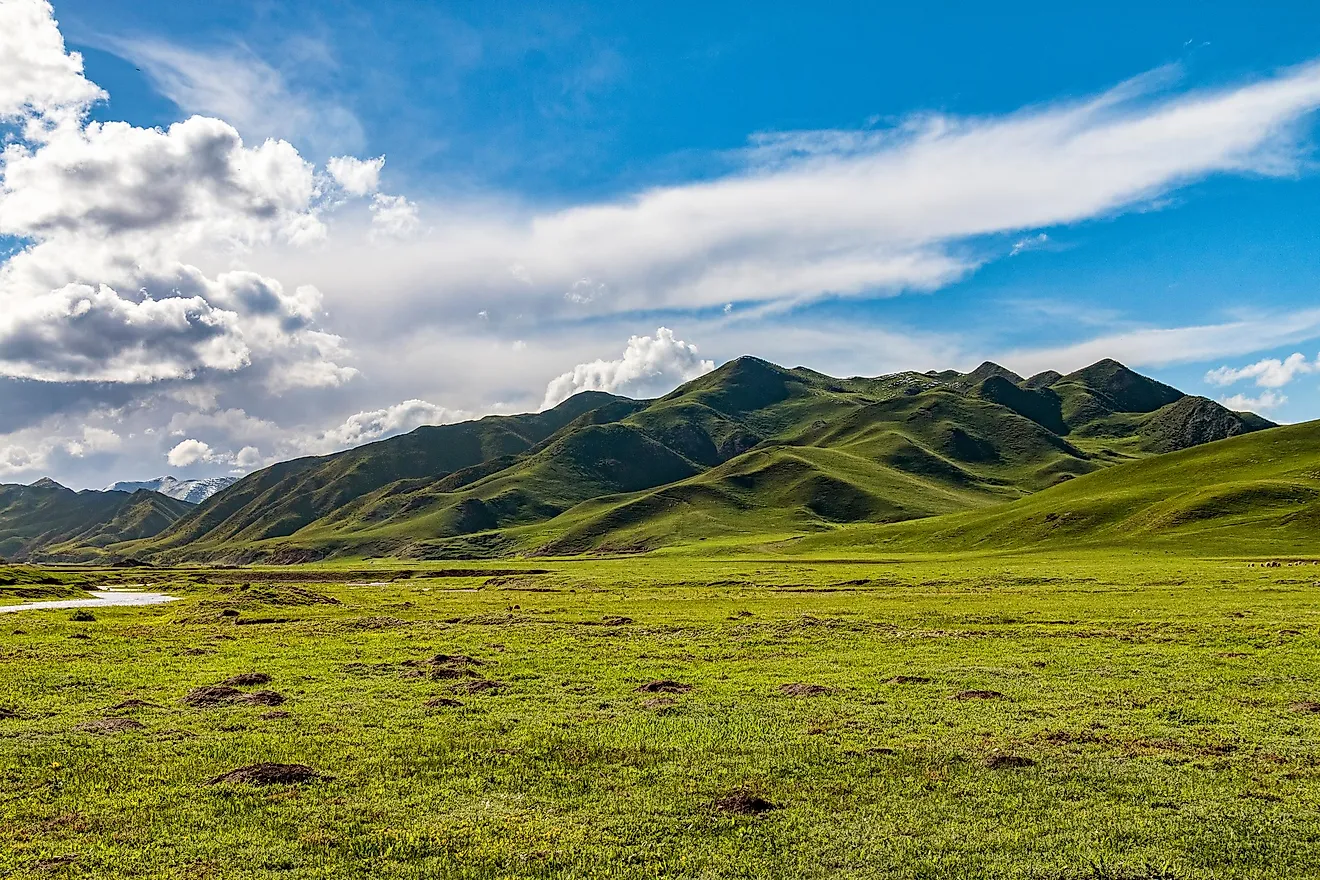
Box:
[3,552,1320,878]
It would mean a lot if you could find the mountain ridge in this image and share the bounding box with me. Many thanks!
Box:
[115,355,1275,563]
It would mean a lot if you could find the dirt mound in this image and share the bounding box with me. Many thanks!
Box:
[425,654,483,679]
[183,685,242,706]
[426,697,463,708]
[952,689,1008,701]
[183,686,285,707]
[208,763,327,786]
[779,683,832,696]
[714,789,778,814]
[76,717,144,734]
[241,691,286,706]
[985,754,1037,769]
[107,699,162,711]
[886,675,932,684]
[637,680,692,694]
[219,672,272,687]
[452,679,501,694]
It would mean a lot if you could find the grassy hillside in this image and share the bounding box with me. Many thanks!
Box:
[793,419,1320,557]
[119,356,1277,562]
[0,481,192,562]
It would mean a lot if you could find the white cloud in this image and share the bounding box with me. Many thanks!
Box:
[542,327,714,408]
[1221,390,1288,412]
[309,399,467,453]
[0,14,362,391]
[167,438,215,467]
[327,155,385,196]
[113,37,364,157]
[0,0,104,134]
[1010,232,1050,256]
[1205,352,1318,388]
[369,193,420,237]
[997,308,1320,376]
[64,426,121,458]
[262,59,1320,325]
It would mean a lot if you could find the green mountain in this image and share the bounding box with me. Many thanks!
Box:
[794,418,1320,558]
[0,480,193,562]
[121,356,1274,562]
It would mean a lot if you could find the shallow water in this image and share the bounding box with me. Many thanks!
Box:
[0,590,179,614]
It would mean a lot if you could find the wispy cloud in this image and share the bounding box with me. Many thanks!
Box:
[109,36,365,157]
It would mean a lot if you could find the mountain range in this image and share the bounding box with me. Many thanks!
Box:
[0,356,1291,563]
[104,476,238,504]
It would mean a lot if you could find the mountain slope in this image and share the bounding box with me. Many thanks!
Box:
[0,482,192,561]
[794,419,1320,557]
[119,356,1275,562]
[140,391,640,556]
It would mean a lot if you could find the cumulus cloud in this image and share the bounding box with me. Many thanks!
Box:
[327,155,385,196]
[309,399,467,453]
[1205,352,1318,388]
[1221,390,1288,412]
[369,193,420,237]
[167,438,217,467]
[0,0,104,134]
[542,327,714,408]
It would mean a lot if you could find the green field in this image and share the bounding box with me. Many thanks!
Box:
[4,552,1320,878]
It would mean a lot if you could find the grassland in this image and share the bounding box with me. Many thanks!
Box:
[4,552,1320,878]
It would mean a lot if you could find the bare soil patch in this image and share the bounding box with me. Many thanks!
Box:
[779,683,832,696]
[182,686,286,707]
[76,718,144,734]
[714,789,778,814]
[638,680,692,694]
[952,689,1008,701]
[452,679,502,694]
[208,763,327,786]
[642,696,678,711]
[1291,700,1320,713]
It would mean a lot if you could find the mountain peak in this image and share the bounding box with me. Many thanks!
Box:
[30,477,68,491]
[1063,359,1183,413]
[964,361,1025,385]
[104,475,236,504]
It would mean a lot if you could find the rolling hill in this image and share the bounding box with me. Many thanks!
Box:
[791,418,1320,557]
[0,480,193,562]
[118,355,1274,562]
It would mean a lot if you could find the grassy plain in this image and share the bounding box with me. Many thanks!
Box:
[3,553,1320,878]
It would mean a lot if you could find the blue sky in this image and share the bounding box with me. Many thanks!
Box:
[2,0,1320,486]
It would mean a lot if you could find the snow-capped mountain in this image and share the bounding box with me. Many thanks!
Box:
[104,475,237,504]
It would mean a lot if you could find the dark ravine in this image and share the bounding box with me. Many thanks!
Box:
[6,357,1275,563]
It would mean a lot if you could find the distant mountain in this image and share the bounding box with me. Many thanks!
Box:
[113,356,1274,563]
[0,481,193,561]
[104,476,237,504]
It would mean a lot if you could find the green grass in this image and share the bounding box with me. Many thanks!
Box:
[4,553,1320,878]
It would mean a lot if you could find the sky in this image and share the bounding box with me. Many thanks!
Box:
[2,0,1320,489]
